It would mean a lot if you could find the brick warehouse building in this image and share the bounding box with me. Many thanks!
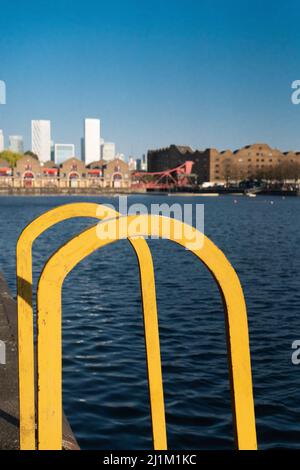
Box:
[147,143,300,184]
[147,145,219,183]
[0,155,131,189]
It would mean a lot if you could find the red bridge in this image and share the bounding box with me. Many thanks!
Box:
[131,161,196,190]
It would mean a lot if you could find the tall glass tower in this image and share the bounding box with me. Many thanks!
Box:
[31,120,51,162]
[84,118,100,165]
[9,135,24,153]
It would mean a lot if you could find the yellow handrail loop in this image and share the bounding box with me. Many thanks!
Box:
[36,215,257,450]
[16,204,166,450]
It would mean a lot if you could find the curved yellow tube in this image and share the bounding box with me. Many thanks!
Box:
[36,215,257,450]
[17,204,166,450]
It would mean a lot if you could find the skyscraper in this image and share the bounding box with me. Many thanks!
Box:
[101,142,116,161]
[50,141,55,162]
[141,154,147,171]
[31,120,51,162]
[84,118,100,164]
[0,130,4,152]
[55,144,75,165]
[9,135,24,153]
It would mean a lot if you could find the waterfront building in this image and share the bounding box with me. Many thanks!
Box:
[0,130,4,152]
[31,120,51,163]
[86,159,106,188]
[210,144,287,184]
[60,157,87,188]
[104,158,131,189]
[41,160,59,188]
[54,144,75,165]
[282,151,300,163]
[147,145,215,183]
[0,158,13,188]
[148,143,300,185]
[14,155,42,188]
[101,142,116,161]
[85,158,130,189]
[9,135,24,154]
[84,118,101,165]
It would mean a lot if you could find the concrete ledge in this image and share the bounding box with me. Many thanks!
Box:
[0,187,146,195]
[0,272,79,450]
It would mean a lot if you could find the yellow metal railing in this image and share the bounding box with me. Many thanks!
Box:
[16,203,166,450]
[17,207,257,450]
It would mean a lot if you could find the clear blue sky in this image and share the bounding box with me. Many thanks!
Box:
[0,0,300,158]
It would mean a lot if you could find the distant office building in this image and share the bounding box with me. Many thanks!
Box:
[9,135,24,153]
[141,154,147,171]
[31,120,51,162]
[80,138,85,162]
[50,141,55,162]
[0,130,4,152]
[128,157,137,171]
[135,158,142,171]
[101,142,116,161]
[84,118,100,165]
[55,144,75,165]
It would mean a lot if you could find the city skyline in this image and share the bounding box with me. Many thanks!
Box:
[0,116,119,164]
[1,1,300,158]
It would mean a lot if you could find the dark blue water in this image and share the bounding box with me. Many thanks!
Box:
[0,195,299,450]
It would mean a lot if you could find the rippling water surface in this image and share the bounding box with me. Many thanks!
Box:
[0,195,299,449]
